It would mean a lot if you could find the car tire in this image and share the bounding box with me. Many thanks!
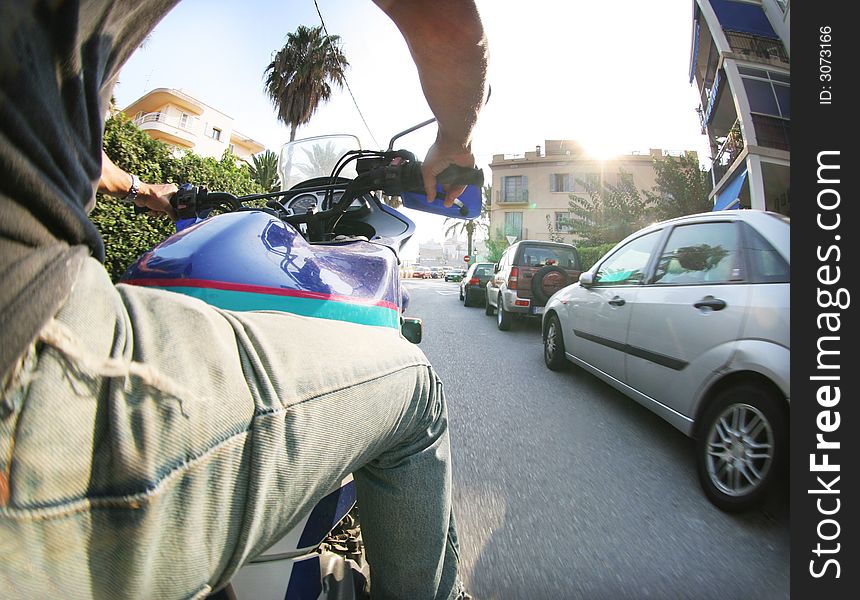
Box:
[463,288,473,307]
[543,314,567,370]
[695,383,787,512]
[531,266,571,305]
[496,294,512,331]
[459,288,464,301]
[484,295,494,315]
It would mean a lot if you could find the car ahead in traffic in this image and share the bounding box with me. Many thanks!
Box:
[445,268,466,282]
[430,266,444,279]
[541,210,789,512]
[411,266,432,279]
[486,241,582,329]
[459,262,495,307]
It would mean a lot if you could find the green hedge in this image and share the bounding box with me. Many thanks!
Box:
[577,243,616,271]
[90,113,264,281]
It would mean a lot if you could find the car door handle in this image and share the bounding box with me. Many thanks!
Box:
[608,296,626,307]
[694,296,727,311]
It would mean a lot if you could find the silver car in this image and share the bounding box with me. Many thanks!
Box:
[542,210,789,511]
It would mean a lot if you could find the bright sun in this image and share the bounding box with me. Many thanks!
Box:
[579,137,624,161]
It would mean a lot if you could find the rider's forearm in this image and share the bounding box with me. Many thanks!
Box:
[98,150,136,197]
[374,0,488,150]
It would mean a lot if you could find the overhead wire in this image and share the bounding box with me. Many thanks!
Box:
[312,0,381,149]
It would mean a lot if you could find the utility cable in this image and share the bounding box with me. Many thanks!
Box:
[313,0,381,149]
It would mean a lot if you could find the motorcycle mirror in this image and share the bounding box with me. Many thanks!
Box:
[400,184,482,220]
[388,118,436,151]
[387,85,491,151]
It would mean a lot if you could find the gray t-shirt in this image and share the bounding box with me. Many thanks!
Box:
[0,0,180,380]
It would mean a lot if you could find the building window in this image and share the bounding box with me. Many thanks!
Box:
[739,67,790,119]
[501,175,528,202]
[504,212,523,239]
[229,143,235,154]
[550,173,571,193]
[575,173,600,193]
[179,113,190,129]
[555,212,573,233]
[210,127,222,141]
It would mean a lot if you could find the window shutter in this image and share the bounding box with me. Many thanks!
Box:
[550,174,557,192]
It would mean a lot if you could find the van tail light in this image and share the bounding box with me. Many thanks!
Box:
[508,266,519,290]
[469,277,480,285]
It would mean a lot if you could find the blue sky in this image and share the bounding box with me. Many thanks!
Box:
[114,0,709,242]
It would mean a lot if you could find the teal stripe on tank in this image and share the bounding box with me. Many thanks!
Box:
[161,286,400,329]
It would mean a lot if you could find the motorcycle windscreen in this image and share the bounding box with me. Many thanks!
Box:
[400,184,482,220]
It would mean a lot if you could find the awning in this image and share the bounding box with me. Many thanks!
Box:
[709,0,779,39]
[704,70,721,125]
[713,167,747,211]
[689,19,700,84]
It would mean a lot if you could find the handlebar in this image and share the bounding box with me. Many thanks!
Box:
[170,155,484,221]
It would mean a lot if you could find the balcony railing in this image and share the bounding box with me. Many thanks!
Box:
[752,114,790,151]
[711,120,745,184]
[134,112,199,133]
[725,31,789,63]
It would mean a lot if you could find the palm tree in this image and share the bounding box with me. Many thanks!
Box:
[443,184,491,261]
[264,25,349,142]
[296,141,344,179]
[249,150,281,192]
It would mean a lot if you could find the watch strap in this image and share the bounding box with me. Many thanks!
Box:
[122,173,140,204]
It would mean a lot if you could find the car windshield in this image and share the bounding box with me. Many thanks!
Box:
[521,246,579,268]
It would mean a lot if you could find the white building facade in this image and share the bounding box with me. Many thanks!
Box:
[689,0,790,215]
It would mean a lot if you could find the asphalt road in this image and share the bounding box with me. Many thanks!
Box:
[402,277,789,600]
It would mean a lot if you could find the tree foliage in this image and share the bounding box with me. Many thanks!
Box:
[90,112,264,282]
[264,25,349,141]
[567,170,651,246]
[643,154,712,221]
[484,229,509,264]
[249,149,281,192]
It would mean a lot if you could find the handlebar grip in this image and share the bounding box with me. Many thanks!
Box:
[435,164,484,187]
[171,183,201,219]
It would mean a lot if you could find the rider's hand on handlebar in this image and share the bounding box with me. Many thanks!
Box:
[133,182,179,221]
[421,136,475,208]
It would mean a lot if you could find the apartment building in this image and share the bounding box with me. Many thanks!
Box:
[689,0,790,215]
[489,140,689,244]
[122,88,266,162]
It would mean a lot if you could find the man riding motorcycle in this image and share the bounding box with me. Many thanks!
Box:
[0,1,488,598]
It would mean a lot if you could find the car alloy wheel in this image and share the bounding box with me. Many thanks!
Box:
[543,314,567,370]
[695,383,786,512]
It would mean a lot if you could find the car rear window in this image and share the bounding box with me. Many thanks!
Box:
[520,246,580,269]
[473,265,493,276]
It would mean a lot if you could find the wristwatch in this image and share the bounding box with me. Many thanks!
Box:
[122,173,140,204]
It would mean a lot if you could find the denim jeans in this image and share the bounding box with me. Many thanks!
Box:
[0,258,460,599]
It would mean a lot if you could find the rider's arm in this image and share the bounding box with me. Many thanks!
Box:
[98,150,178,219]
[373,0,489,205]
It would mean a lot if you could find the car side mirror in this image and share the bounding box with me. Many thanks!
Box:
[494,263,500,273]
[579,272,594,287]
